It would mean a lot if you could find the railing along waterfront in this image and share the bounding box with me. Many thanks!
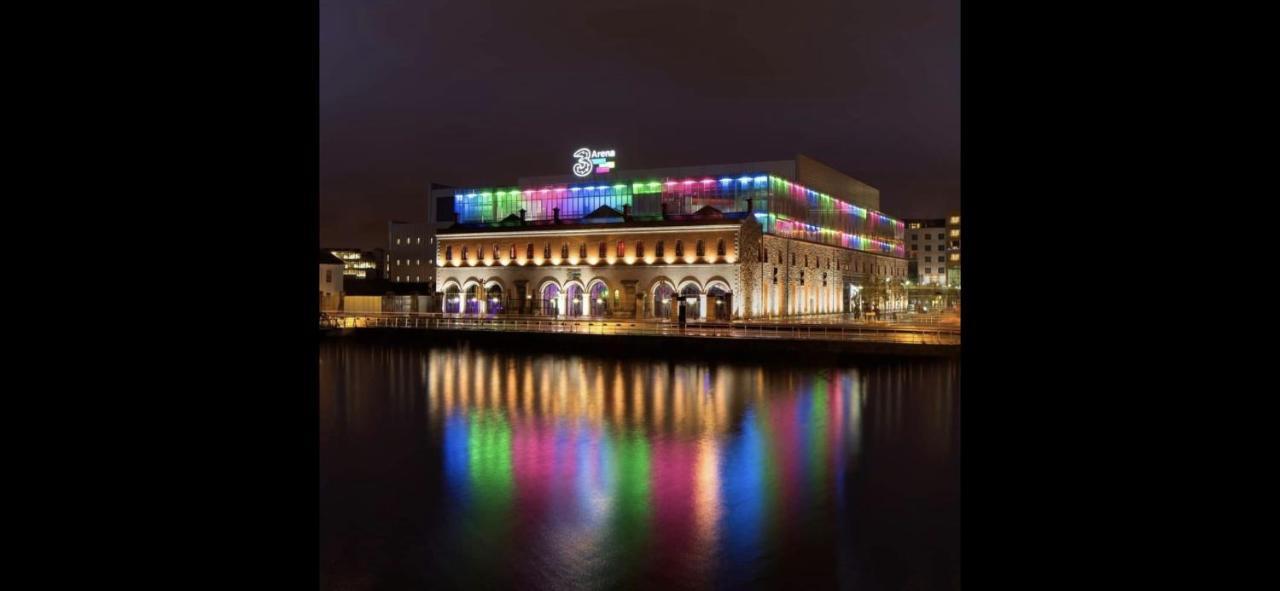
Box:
[321,312,960,345]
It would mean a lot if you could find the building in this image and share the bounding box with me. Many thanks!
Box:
[945,212,961,286]
[387,221,434,288]
[328,248,386,280]
[904,218,950,286]
[319,250,344,311]
[433,154,909,320]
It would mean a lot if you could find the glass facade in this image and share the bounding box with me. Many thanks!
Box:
[450,173,904,257]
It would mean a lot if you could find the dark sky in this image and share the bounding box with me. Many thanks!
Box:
[320,0,959,249]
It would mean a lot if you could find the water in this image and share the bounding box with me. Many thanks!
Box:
[319,341,960,590]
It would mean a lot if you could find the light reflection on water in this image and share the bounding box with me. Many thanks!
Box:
[320,342,959,590]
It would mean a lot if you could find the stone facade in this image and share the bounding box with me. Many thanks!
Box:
[435,216,906,320]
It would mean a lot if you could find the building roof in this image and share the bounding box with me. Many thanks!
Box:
[319,250,344,265]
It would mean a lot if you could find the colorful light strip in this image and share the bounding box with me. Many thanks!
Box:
[451,173,904,257]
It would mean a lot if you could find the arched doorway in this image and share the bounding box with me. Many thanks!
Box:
[652,282,675,320]
[707,283,732,321]
[541,283,561,316]
[486,284,504,314]
[464,283,484,314]
[443,284,461,313]
[588,280,610,317]
[565,282,585,317]
[680,283,701,320]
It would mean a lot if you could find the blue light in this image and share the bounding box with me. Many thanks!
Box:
[753,176,767,183]
[738,176,752,183]
[720,178,733,184]
[570,187,580,192]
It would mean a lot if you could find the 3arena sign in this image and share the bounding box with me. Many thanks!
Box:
[572,148,616,177]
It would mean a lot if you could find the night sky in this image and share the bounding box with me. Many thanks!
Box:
[320,0,959,249]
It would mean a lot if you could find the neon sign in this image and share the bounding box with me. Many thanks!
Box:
[572,147,616,177]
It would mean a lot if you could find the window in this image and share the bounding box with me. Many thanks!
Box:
[911,244,918,250]
[656,241,664,257]
[950,216,960,224]
[675,240,683,257]
[636,241,645,258]
[822,272,827,287]
[446,245,453,260]
[461,248,468,262]
[617,241,625,258]
[925,256,932,263]
[492,243,499,260]
[527,243,534,260]
[397,259,402,266]
[924,233,932,240]
[415,276,420,282]
[561,243,569,259]
[509,244,516,260]
[762,249,767,263]
[791,253,795,265]
[416,237,421,244]
[950,229,960,237]
[396,238,401,245]
[416,259,420,266]
[800,271,805,286]
[325,269,332,282]
[804,255,809,267]
[544,242,551,260]
[912,234,918,241]
[925,267,931,274]
[579,243,586,259]
[950,253,960,261]
[772,267,778,284]
[695,240,704,257]
[717,239,725,257]
[925,245,932,251]
[599,242,607,258]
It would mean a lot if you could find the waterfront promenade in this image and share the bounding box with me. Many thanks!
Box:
[320,311,961,350]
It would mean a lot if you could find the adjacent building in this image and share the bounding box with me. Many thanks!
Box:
[904,218,950,286]
[387,221,434,288]
[945,212,961,286]
[433,154,909,320]
[319,250,345,311]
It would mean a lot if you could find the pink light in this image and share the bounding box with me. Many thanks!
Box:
[700,178,714,184]
[683,180,695,185]
[665,181,676,186]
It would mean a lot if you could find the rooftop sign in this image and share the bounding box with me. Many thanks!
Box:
[572,147,616,177]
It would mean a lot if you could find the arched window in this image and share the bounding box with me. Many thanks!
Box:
[578,243,586,259]
[492,243,499,261]
[791,253,796,266]
[445,245,453,261]
[617,241,625,258]
[561,243,569,259]
[509,244,516,260]
[772,267,778,284]
[544,242,551,260]
[717,239,726,257]
[656,241,665,257]
[675,240,684,257]
[526,243,533,261]
[462,246,469,262]
[800,270,805,286]
[822,272,828,287]
[695,240,705,257]
[599,242,607,259]
[636,241,645,258]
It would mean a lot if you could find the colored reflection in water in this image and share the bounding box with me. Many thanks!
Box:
[320,343,960,590]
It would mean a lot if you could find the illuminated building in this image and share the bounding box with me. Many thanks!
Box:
[327,247,386,280]
[434,154,909,319]
[945,213,960,287]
